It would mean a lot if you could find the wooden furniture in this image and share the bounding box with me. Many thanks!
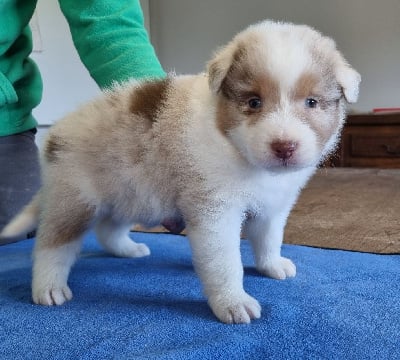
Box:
[331,113,400,168]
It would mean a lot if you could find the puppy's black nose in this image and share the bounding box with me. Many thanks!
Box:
[271,141,298,160]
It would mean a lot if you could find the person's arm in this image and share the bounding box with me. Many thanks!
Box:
[58,0,165,88]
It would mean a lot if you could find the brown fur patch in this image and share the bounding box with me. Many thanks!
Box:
[292,73,319,100]
[216,98,241,134]
[293,72,344,145]
[44,135,67,163]
[219,44,255,100]
[130,78,170,122]
[43,201,96,248]
[293,69,342,106]
[217,41,281,134]
[246,74,280,125]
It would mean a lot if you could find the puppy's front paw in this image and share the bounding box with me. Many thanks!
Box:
[208,292,261,324]
[258,256,296,280]
[33,285,73,306]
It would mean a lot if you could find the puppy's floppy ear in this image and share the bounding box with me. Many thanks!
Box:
[207,42,237,93]
[334,53,361,103]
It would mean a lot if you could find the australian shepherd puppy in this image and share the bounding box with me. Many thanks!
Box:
[1,21,360,323]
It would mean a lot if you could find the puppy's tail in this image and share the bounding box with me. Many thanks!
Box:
[0,192,41,245]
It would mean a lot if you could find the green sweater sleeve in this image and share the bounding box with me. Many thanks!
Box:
[58,0,165,89]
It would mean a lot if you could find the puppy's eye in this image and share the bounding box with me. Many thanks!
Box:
[248,97,262,109]
[305,98,318,108]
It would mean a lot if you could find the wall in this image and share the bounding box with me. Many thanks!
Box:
[149,0,400,113]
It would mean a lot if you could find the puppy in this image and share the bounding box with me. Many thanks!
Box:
[0,20,360,324]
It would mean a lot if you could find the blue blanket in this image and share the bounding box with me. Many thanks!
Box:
[1,232,399,359]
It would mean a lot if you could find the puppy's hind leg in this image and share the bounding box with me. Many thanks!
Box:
[95,219,150,258]
[32,197,96,306]
[33,239,82,306]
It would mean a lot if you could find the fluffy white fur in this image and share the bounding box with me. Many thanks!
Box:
[0,20,360,324]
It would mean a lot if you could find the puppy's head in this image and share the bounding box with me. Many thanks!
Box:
[208,21,360,171]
